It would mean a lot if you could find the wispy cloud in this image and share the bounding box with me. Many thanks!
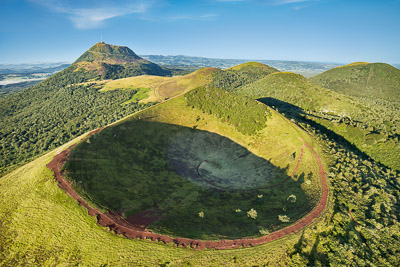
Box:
[29,0,154,29]
[168,13,217,21]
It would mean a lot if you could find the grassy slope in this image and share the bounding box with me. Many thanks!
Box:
[236,72,400,170]
[100,67,219,102]
[236,72,359,116]
[310,62,400,101]
[0,97,329,265]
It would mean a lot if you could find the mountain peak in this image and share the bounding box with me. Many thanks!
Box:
[74,42,142,64]
[69,42,171,80]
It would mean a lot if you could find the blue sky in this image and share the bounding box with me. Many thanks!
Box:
[1,0,399,64]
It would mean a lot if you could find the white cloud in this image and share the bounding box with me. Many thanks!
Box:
[29,0,153,29]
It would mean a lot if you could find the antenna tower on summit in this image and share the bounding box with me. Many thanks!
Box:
[100,34,104,44]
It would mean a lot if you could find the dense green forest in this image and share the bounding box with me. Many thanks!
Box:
[185,86,270,135]
[99,61,171,80]
[278,107,400,266]
[0,42,183,175]
[0,67,153,175]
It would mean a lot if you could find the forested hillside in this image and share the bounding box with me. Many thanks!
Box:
[209,62,279,91]
[0,43,183,175]
[284,111,400,266]
[0,73,152,175]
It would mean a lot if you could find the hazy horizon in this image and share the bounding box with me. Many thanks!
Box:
[1,0,400,64]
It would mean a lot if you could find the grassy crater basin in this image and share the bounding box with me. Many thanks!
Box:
[64,97,320,240]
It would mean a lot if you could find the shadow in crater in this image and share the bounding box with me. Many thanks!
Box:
[167,128,290,191]
[65,118,313,239]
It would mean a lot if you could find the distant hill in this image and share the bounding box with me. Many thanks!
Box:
[141,55,342,77]
[235,72,358,116]
[310,62,400,102]
[0,63,70,75]
[209,62,279,91]
[72,42,170,80]
[0,80,41,96]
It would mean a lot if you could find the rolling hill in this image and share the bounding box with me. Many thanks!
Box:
[209,62,279,91]
[310,62,400,102]
[95,61,278,104]
[235,72,400,170]
[235,72,359,116]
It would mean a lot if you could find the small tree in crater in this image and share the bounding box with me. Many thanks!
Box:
[287,194,297,203]
[278,215,290,222]
[247,208,257,219]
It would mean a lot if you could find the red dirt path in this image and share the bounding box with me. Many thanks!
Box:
[47,131,328,250]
